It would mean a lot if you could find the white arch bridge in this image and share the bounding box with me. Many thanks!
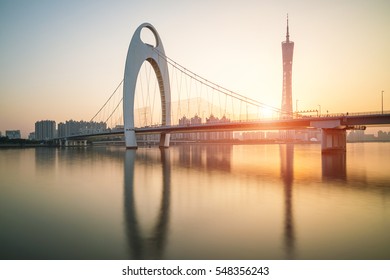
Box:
[56,23,390,153]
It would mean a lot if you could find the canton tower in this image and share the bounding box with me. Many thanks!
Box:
[281,15,294,119]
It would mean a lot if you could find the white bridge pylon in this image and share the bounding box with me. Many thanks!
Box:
[123,23,171,149]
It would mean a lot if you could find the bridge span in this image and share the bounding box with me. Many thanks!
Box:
[58,112,390,153]
[135,112,390,134]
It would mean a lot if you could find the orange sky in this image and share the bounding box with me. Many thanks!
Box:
[1,0,389,137]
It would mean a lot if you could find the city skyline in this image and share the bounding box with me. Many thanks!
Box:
[1,0,389,137]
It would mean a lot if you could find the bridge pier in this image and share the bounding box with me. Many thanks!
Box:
[125,129,138,149]
[159,133,170,148]
[321,128,346,153]
[310,119,347,153]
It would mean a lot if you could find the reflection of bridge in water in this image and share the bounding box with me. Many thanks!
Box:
[123,146,233,259]
[30,145,389,259]
[121,143,390,259]
[124,149,170,259]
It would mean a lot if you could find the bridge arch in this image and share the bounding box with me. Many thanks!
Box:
[123,23,171,148]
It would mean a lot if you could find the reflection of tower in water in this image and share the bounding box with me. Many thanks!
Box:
[279,144,294,258]
[124,149,171,259]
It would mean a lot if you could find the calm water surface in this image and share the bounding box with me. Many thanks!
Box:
[1,143,389,259]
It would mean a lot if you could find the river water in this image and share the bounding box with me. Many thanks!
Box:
[0,143,389,260]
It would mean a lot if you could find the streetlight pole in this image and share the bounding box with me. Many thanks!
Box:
[318,104,321,117]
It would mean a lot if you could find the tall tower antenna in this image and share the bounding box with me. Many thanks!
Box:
[281,14,294,119]
[286,13,290,42]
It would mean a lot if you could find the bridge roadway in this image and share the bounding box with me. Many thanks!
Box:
[136,112,390,134]
[56,112,390,152]
[63,111,390,139]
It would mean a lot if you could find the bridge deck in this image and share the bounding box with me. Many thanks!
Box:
[56,112,390,140]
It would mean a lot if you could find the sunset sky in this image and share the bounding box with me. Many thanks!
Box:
[1,0,389,137]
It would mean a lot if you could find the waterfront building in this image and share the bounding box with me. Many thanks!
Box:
[28,132,36,140]
[378,130,390,141]
[35,120,56,140]
[205,114,232,141]
[171,114,232,142]
[5,130,21,139]
[242,131,266,141]
[57,120,107,138]
[347,130,385,142]
[190,114,204,141]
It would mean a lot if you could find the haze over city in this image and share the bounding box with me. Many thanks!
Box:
[1,0,389,138]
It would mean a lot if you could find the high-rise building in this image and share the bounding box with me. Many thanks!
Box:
[35,120,56,140]
[281,15,294,119]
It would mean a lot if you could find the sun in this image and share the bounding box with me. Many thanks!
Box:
[261,107,276,119]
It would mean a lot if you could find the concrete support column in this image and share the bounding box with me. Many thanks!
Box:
[125,129,138,149]
[159,133,170,148]
[321,129,346,153]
